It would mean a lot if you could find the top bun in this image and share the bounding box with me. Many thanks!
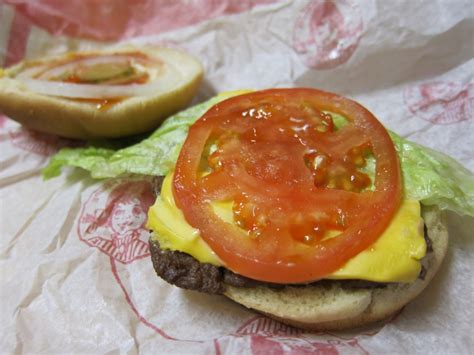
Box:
[0,46,203,139]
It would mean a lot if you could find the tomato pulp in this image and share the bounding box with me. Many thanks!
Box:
[173,88,401,283]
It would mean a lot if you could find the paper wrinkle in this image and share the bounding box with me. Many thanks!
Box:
[2,190,55,258]
[296,19,474,97]
[1,1,473,354]
[38,183,84,255]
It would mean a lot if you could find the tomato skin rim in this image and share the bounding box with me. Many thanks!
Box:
[173,88,402,284]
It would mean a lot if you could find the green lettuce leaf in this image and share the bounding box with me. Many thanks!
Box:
[390,132,474,216]
[43,94,474,217]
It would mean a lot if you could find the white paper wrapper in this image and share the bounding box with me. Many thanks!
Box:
[1,1,473,353]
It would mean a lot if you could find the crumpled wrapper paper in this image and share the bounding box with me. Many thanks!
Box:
[1,0,473,353]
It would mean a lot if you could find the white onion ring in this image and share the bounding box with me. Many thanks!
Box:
[16,65,48,79]
[17,64,181,99]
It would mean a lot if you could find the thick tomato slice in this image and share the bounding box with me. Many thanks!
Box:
[173,88,401,283]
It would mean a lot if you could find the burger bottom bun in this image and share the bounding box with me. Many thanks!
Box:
[224,206,448,331]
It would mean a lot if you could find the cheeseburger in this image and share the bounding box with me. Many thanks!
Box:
[146,88,449,331]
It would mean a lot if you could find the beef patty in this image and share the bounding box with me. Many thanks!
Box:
[149,239,396,295]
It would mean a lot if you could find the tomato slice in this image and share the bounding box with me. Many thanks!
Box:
[173,88,401,283]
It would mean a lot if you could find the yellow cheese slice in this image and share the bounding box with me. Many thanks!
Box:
[148,174,426,283]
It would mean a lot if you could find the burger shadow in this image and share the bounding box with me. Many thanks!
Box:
[191,78,218,105]
[61,167,98,187]
[180,288,251,321]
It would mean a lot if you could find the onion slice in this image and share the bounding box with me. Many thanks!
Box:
[16,65,48,79]
[16,65,181,99]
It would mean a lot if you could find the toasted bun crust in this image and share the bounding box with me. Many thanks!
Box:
[224,206,448,331]
[0,47,203,139]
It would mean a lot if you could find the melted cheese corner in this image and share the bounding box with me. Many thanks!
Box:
[147,174,426,283]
